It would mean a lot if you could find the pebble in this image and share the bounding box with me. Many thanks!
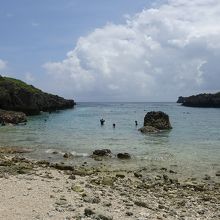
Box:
[84,208,95,216]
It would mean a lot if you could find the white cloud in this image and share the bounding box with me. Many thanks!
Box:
[44,0,220,101]
[0,59,7,71]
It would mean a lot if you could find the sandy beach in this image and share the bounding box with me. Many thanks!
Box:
[0,149,219,220]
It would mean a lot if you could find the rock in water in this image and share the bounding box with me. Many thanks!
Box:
[117,153,131,159]
[0,75,75,115]
[92,149,111,157]
[143,111,172,130]
[139,111,172,133]
[138,126,160,133]
[0,109,27,124]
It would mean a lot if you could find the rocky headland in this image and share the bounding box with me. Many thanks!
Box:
[0,75,75,116]
[177,92,220,107]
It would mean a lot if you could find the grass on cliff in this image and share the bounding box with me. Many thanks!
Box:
[0,77,42,93]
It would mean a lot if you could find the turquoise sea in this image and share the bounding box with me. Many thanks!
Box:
[1,102,220,179]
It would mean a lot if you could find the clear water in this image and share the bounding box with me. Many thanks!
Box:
[1,102,220,179]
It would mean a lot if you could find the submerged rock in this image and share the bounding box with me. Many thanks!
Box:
[138,125,160,133]
[50,163,74,171]
[0,147,32,154]
[63,152,73,159]
[92,149,111,157]
[117,153,131,159]
[0,109,27,125]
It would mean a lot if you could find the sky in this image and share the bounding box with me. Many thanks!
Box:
[0,0,220,102]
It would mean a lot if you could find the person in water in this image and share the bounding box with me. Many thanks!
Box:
[113,123,116,128]
[100,118,105,125]
[135,120,138,126]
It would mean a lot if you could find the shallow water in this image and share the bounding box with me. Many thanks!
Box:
[1,102,220,178]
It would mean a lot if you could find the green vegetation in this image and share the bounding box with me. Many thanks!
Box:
[0,76,42,93]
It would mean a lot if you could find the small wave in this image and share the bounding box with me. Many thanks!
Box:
[45,149,63,154]
[71,151,89,157]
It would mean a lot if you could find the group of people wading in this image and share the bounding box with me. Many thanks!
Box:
[100,118,138,128]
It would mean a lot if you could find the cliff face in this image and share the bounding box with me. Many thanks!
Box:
[0,76,75,115]
[177,92,220,107]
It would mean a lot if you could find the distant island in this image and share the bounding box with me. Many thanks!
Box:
[177,92,220,107]
[0,75,75,124]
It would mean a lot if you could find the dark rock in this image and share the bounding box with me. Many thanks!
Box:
[143,111,172,130]
[68,174,76,180]
[116,174,125,178]
[134,201,148,208]
[134,172,142,178]
[84,208,95,216]
[117,153,131,159]
[216,171,220,176]
[92,149,111,157]
[177,96,185,103]
[96,214,113,220]
[63,153,73,158]
[50,163,74,171]
[177,92,220,107]
[0,76,75,115]
[126,212,133,216]
[0,109,27,124]
[138,126,160,133]
[0,147,33,154]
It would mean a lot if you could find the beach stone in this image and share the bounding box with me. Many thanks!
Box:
[63,153,73,158]
[51,163,74,171]
[102,176,115,186]
[93,149,111,157]
[134,172,142,178]
[203,174,211,180]
[134,201,148,208]
[116,173,125,178]
[71,184,84,192]
[68,174,76,180]
[126,211,133,216]
[215,171,220,176]
[96,214,113,220]
[143,111,172,130]
[84,208,95,216]
[117,153,131,159]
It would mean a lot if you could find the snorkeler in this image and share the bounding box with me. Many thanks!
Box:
[100,118,105,126]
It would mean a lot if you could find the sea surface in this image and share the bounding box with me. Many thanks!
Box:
[1,102,220,179]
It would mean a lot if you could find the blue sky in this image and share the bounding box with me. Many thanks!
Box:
[0,0,219,101]
[0,0,154,77]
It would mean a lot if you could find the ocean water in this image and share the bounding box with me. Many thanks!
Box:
[1,102,220,179]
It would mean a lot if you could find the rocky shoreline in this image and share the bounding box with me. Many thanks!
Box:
[177,92,220,107]
[0,76,75,122]
[0,148,219,220]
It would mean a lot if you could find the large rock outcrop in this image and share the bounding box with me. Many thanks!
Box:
[139,111,172,133]
[177,92,220,107]
[0,76,75,115]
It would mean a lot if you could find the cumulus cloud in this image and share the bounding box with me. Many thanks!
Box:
[0,59,7,71]
[44,0,220,101]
